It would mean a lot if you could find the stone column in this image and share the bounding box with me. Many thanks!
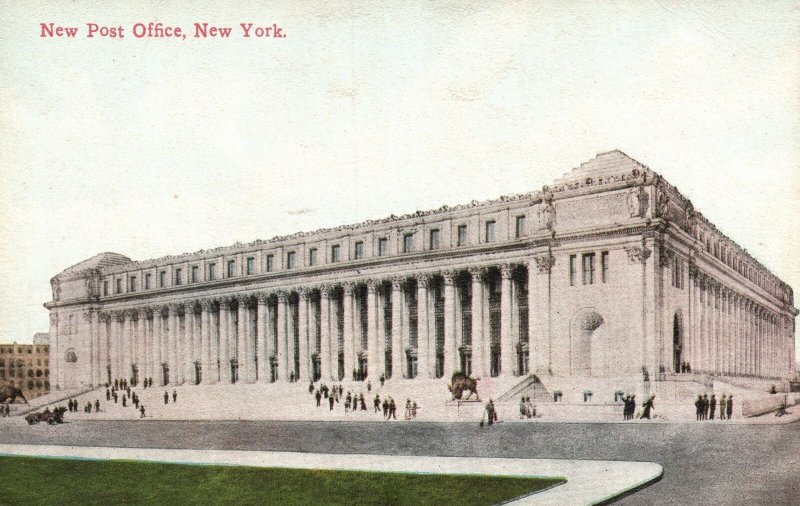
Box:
[277,292,289,381]
[89,311,99,386]
[376,286,387,379]
[236,295,252,383]
[286,294,297,382]
[417,274,431,378]
[107,312,118,382]
[320,286,331,380]
[151,309,163,386]
[342,282,355,380]
[218,300,231,383]
[97,313,108,385]
[120,310,130,382]
[297,289,309,381]
[499,264,514,376]
[167,305,178,385]
[443,271,457,377]
[199,301,211,384]
[182,304,194,385]
[367,280,379,380]
[469,268,485,377]
[257,294,269,383]
[391,277,403,380]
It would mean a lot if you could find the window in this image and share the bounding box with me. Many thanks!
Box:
[266,254,274,272]
[429,229,440,250]
[191,266,199,283]
[145,273,151,290]
[309,248,318,266]
[103,281,109,296]
[582,253,595,285]
[485,221,495,243]
[354,241,364,259]
[457,225,467,246]
[672,257,684,289]
[227,260,236,278]
[378,238,388,256]
[601,251,609,283]
[403,233,413,253]
[331,244,341,262]
[175,268,182,285]
[515,216,526,238]
[569,255,577,286]
[287,251,296,269]
[246,257,254,275]
[159,271,166,288]
[115,278,122,294]
[129,276,137,292]
[208,263,216,281]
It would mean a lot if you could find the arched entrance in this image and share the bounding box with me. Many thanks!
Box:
[570,309,604,376]
[673,311,683,373]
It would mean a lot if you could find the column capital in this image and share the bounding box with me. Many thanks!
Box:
[468,266,486,281]
[183,301,195,313]
[499,263,513,279]
[688,262,699,279]
[277,291,288,303]
[342,281,355,295]
[110,312,121,322]
[442,270,455,285]
[532,254,556,274]
[417,273,432,288]
[257,292,270,304]
[366,279,378,293]
[138,307,150,319]
[298,287,310,300]
[391,276,405,289]
[219,299,230,311]
[168,304,180,316]
[199,299,212,311]
[123,309,136,320]
[320,285,331,298]
[624,245,651,264]
[83,311,93,322]
[97,312,108,323]
[659,247,675,268]
[236,293,251,304]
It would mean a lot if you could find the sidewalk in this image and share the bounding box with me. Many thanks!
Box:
[0,444,662,505]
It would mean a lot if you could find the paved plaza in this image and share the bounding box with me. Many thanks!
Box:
[0,417,797,505]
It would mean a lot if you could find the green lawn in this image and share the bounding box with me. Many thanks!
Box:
[0,455,564,505]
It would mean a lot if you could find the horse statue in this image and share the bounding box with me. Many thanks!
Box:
[448,371,479,401]
[0,385,27,404]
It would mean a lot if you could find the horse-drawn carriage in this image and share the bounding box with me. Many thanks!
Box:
[25,407,67,425]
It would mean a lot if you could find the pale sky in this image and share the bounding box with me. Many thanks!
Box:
[0,1,798,363]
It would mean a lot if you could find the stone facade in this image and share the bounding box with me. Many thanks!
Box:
[0,342,51,399]
[44,151,798,391]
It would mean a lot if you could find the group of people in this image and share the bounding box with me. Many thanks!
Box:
[621,394,656,420]
[695,394,733,421]
[0,403,11,417]
[518,396,537,419]
[309,380,418,421]
[678,361,693,373]
[66,398,101,414]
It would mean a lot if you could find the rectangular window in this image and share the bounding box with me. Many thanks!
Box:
[354,241,364,259]
[429,229,439,250]
[569,255,577,286]
[287,251,296,269]
[246,257,255,275]
[115,278,122,294]
[582,253,595,285]
[159,271,166,288]
[103,281,109,296]
[208,263,216,281]
[227,260,236,278]
[144,273,151,290]
[515,216,526,238]
[485,220,495,243]
[266,254,274,272]
[309,248,318,266]
[457,225,467,246]
[403,233,413,253]
[331,244,341,262]
[129,276,137,292]
[601,251,609,283]
[175,268,182,285]
[191,266,199,283]
[378,238,388,256]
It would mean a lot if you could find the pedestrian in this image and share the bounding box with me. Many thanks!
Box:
[702,394,709,420]
[374,394,381,413]
[164,391,169,405]
[719,394,727,420]
[520,396,527,419]
[404,399,412,420]
[308,380,315,394]
[629,395,636,420]
[412,401,418,419]
[639,394,655,419]
[727,395,733,420]
[140,405,145,418]
[484,399,496,426]
[360,393,367,411]
[389,397,397,419]
[709,394,716,420]
[94,399,100,412]
[367,380,372,392]
[172,390,177,403]
[380,374,385,388]
[315,389,322,407]
[122,396,127,407]
[695,395,703,421]
[328,394,335,411]
[106,388,111,401]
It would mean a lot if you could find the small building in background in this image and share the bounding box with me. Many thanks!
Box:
[0,336,50,400]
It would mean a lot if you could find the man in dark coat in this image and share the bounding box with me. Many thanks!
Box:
[315,389,322,407]
[94,399,100,412]
[639,395,655,419]
[709,394,716,420]
[695,395,703,421]
[702,394,709,420]
[727,395,733,420]
[164,391,169,405]
[328,393,335,411]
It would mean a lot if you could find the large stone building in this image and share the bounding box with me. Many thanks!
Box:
[0,340,51,399]
[44,151,797,397]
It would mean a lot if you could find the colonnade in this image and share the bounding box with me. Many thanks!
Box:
[82,264,533,387]
[687,271,791,380]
